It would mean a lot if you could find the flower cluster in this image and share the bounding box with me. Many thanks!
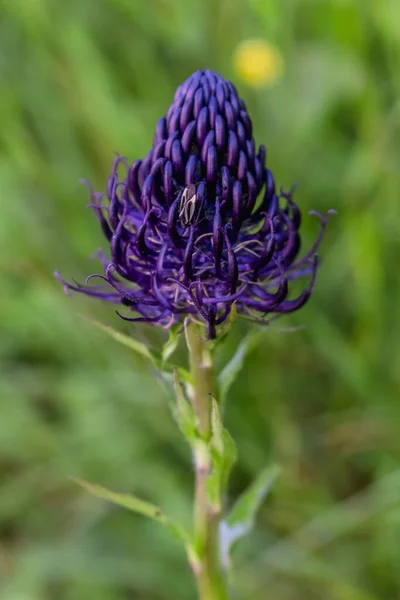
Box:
[56,70,333,338]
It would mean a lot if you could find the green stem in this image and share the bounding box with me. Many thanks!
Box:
[185,322,229,600]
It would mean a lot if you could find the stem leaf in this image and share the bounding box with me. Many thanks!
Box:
[220,429,237,493]
[172,369,198,443]
[162,323,181,365]
[220,465,280,566]
[207,399,237,508]
[73,478,190,544]
[80,316,158,365]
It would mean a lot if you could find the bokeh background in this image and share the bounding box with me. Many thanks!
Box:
[1,1,400,599]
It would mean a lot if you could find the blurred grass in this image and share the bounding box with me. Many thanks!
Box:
[1,0,400,598]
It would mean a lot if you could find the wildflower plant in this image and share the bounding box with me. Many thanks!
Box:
[57,70,333,600]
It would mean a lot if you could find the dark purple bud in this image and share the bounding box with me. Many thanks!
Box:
[151,183,164,210]
[208,96,218,129]
[236,121,247,147]
[221,166,231,204]
[153,141,166,162]
[186,76,200,99]
[182,120,197,154]
[205,70,217,92]
[240,110,252,138]
[141,174,154,211]
[216,82,226,111]
[180,96,194,131]
[168,107,181,133]
[150,157,165,179]
[164,131,179,160]
[259,144,266,168]
[200,75,211,100]
[171,139,184,177]
[139,151,153,187]
[268,193,279,217]
[195,182,207,216]
[201,130,215,164]
[206,145,218,182]
[196,106,209,146]
[166,103,175,122]
[215,114,226,151]
[224,101,235,130]
[185,154,198,186]
[246,139,255,163]
[163,160,174,207]
[246,171,257,214]
[227,130,239,168]
[232,180,242,230]
[193,87,204,119]
[266,168,276,199]
[154,117,167,145]
[237,151,248,181]
[230,92,239,116]
[254,157,263,185]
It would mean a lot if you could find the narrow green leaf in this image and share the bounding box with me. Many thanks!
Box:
[80,315,157,364]
[172,369,198,443]
[220,465,280,566]
[206,402,237,509]
[162,323,181,365]
[74,478,190,544]
[225,464,280,528]
[220,429,237,493]
[218,331,264,405]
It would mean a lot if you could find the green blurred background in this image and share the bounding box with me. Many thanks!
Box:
[1,0,400,598]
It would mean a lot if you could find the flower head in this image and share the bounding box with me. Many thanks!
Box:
[56,70,333,338]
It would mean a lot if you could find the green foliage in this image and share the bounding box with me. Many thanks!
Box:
[225,465,280,531]
[220,465,280,567]
[81,315,158,364]
[74,478,191,545]
[172,369,198,443]
[207,399,238,510]
[2,1,400,599]
[162,324,182,366]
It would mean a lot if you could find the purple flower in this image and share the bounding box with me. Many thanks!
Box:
[56,70,333,338]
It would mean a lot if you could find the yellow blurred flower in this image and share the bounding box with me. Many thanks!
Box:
[233,39,284,88]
